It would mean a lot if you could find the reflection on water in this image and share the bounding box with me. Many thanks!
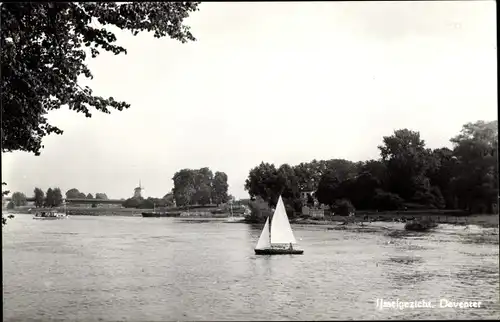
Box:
[3,215,499,320]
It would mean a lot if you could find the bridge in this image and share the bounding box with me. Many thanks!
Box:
[4,197,124,205]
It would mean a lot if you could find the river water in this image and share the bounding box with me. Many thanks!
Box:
[3,214,499,320]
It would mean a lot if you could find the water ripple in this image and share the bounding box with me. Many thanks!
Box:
[3,214,499,320]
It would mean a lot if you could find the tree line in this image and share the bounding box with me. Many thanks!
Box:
[172,168,230,207]
[121,193,175,209]
[120,168,230,209]
[65,188,108,200]
[5,187,110,209]
[245,120,498,219]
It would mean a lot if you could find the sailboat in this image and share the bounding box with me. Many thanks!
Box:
[254,195,304,255]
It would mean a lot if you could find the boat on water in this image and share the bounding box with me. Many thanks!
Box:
[254,195,303,255]
[33,211,68,220]
[141,203,182,217]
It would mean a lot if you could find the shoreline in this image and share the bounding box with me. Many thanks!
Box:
[5,207,498,228]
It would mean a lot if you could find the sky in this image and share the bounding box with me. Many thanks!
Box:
[1,1,497,200]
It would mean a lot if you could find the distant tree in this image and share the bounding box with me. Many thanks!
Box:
[65,188,81,199]
[86,193,94,199]
[77,192,86,199]
[449,120,498,213]
[360,160,388,190]
[193,168,213,205]
[52,188,63,207]
[245,196,272,224]
[244,162,284,206]
[95,193,108,200]
[212,171,229,205]
[378,129,432,201]
[122,197,142,208]
[172,169,197,207]
[138,198,155,209]
[162,193,175,207]
[348,172,381,210]
[33,187,45,208]
[426,147,457,208]
[278,164,300,202]
[11,192,27,207]
[315,170,341,208]
[7,201,15,210]
[44,188,54,207]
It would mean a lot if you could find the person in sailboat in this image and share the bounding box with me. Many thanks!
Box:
[289,243,293,250]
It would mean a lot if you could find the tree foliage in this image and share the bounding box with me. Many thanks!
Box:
[1,2,200,155]
[7,201,15,210]
[34,187,45,207]
[122,196,173,209]
[172,168,229,207]
[95,193,108,200]
[212,171,229,205]
[163,192,175,207]
[65,188,81,199]
[245,120,498,214]
[44,188,54,207]
[43,187,63,207]
[11,191,27,207]
[52,187,63,207]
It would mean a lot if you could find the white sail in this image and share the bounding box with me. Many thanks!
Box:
[255,217,271,249]
[270,196,297,245]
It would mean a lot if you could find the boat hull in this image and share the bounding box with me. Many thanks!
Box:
[254,248,304,255]
[33,216,68,220]
[142,212,181,218]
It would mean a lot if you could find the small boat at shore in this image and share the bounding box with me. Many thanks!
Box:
[33,211,68,220]
[254,195,303,255]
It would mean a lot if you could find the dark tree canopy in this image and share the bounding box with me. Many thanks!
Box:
[172,168,229,207]
[244,120,498,220]
[1,2,200,155]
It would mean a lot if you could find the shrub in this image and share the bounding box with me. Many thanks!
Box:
[373,189,404,211]
[331,199,355,216]
[246,197,272,223]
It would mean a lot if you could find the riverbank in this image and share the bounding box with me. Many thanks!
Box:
[5,206,497,228]
[290,213,499,228]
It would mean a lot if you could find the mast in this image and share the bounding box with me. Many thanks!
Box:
[268,199,273,244]
[268,213,272,244]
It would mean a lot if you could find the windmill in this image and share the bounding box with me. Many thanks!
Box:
[134,180,145,199]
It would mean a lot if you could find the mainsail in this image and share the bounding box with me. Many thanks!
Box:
[270,196,297,245]
[255,217,271,249]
